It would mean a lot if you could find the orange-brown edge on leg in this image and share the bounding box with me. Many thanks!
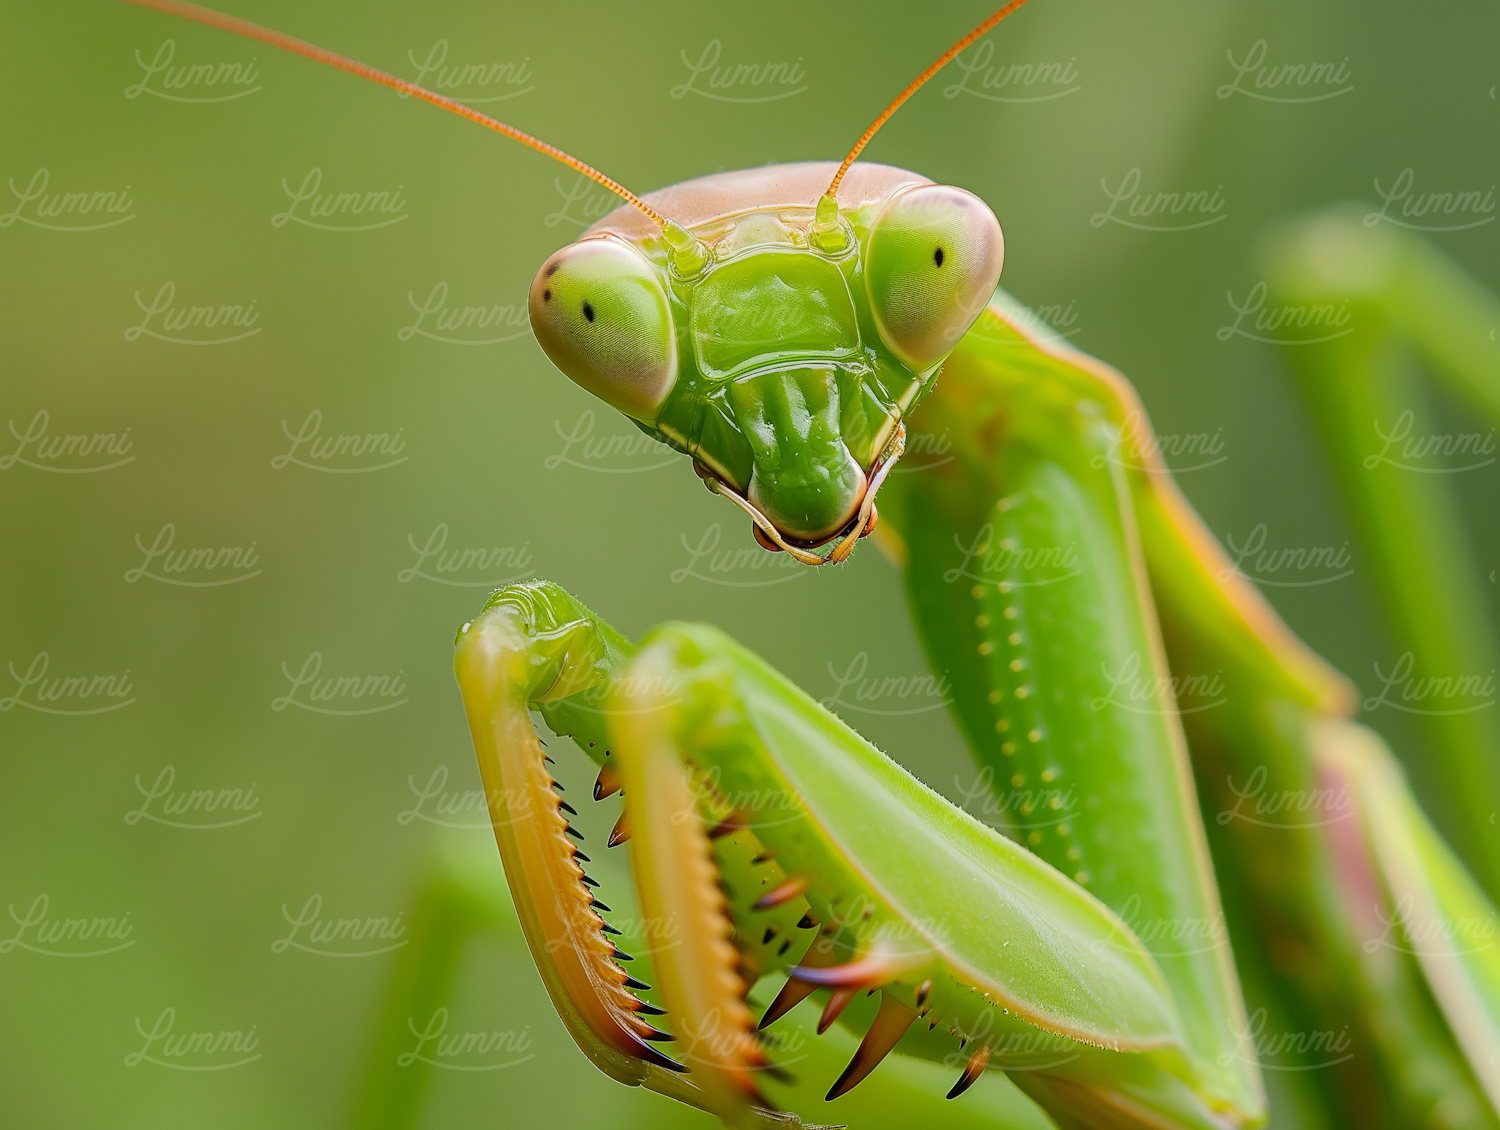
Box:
[609,643,771,1124]
[455,613,686,1084]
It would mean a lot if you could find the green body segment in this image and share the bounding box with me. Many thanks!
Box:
[880,296,1260,1119]
[892,293,1499,1128]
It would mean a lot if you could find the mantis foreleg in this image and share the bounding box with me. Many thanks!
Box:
[456,581,1256,1130]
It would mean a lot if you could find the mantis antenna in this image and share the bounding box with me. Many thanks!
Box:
[118,0,669,230]
[824,0,1035,201]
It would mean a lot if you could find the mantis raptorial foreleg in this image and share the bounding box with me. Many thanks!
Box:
[346,829,1062,1130]
[455,582,1254,1130]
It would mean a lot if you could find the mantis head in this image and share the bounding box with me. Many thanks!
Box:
[124,0,1018,564]
[530,170,1003,560]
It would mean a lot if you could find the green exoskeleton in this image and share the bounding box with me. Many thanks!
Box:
[527,164,1001,558]
[127,2,1500,1128]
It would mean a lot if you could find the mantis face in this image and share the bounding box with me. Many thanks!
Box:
[529,163,1003,552]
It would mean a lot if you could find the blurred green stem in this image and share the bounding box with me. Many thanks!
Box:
[1266,209,1500,899]
[347,840,506,1130]
[1381,228,1500,424]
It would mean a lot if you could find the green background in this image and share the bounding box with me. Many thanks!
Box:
[2,1,1496,1127]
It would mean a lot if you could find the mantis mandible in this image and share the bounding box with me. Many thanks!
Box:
[122,2,1500,1128]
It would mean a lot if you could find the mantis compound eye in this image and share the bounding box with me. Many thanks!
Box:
[864,184,1004,372]
[529,237,678,422]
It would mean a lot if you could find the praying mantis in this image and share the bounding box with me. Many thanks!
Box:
[122,2,1500,1128]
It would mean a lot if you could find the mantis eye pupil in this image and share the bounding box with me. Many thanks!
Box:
[583,301,595,322]
[542,289,552,303]
[934,247,944,267]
